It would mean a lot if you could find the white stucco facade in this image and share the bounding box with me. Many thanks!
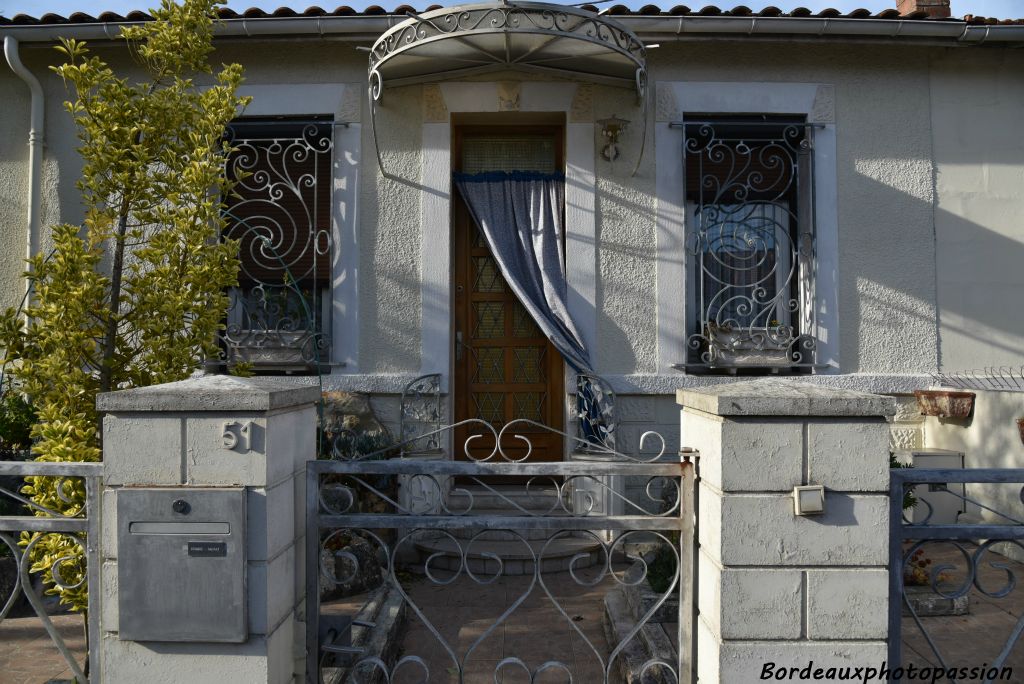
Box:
[2,22,1022,451]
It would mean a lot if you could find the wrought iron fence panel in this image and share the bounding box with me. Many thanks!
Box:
[890,468,1024,682]
[0,459,103,683]
[399,374,443,457]
[307,423,695,684]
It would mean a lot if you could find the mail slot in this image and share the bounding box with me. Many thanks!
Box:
[117,488,246,642]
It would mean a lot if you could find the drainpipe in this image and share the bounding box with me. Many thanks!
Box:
[4,36,43,314]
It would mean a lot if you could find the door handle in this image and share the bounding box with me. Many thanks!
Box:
[455,331,463,361]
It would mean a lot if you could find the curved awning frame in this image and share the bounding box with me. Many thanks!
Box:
[367,1,649,178]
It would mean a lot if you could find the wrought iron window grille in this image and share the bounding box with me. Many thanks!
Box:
[672,117,821,374]
[216,117,337,375]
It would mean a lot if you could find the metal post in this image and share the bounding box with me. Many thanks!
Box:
[887,470,906,683]
[305,464,320,684]
[85,474,102,683]
[678,450,698,684]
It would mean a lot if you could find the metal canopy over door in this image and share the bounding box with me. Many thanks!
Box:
[452,126,565,462]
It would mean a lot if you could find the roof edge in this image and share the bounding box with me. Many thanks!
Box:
[1,12,1023,44]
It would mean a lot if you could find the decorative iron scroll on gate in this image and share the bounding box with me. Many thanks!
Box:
[307,420,695,684]
[889,468,1024,680]
[0,459,103,683]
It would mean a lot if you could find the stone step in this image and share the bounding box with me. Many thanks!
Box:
[412,534,602,575]
[446,487,566,514]
[441,508,583,540]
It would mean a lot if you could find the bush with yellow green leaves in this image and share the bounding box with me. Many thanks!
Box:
[0,0,248,612]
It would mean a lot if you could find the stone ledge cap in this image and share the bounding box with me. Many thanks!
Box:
[676,379,896,417]
[97,374,321,413]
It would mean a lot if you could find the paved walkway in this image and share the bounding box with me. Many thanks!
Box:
[899,542,1024,674]
[394,572,620,684]
[6,544,1024,682]
[0,612,85,684]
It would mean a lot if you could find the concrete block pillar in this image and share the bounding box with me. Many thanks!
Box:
[677,380,896,683]
[97,375,319,683]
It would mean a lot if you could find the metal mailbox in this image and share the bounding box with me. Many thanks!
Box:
[117,487,246,642]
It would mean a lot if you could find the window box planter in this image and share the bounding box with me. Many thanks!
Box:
[913,390,975,419]
[706,325,795,368]
[226,330,324,373]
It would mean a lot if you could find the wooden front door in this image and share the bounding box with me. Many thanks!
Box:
[452,127,564,462]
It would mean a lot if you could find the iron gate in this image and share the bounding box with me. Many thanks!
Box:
[890,467,1024,682]
[0,458,103,683]
[306,420,695,683]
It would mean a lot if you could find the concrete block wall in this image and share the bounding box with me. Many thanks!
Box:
[96,375,319,684]
[678,380,895,683]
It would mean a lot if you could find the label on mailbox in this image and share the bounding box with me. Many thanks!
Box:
[188,541,227,557]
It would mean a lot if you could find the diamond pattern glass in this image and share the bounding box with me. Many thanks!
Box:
[474,302,505,339]
[474,392,504,423]
[473,256,505,293]
[512,305,540,338]
[513,347,544,384]
[475,348,504,384]
[513,392,544,422]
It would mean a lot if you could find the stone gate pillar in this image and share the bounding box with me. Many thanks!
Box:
[678,380,895,682]
[97,375,318,683]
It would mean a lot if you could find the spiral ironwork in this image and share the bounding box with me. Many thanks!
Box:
[219,119,334,371]
[308,450,691,683]
[365,2,649,180]
[891,467,1024,677]
[682,119,816,371]
[0,460,102,682]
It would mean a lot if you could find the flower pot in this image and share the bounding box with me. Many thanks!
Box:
[914,390,975,419]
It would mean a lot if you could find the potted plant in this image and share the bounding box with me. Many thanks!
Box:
[1017,417,1024,446]
[913,389,975,419]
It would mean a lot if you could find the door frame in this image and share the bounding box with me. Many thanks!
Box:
[416,84,598,466]
[450,123,567,462]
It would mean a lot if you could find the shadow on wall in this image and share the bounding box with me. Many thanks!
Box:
[842,170,1024,375]
[359,87,429,374]
[589,173,657,374]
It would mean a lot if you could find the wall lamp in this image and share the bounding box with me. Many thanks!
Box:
[597,114,630,162]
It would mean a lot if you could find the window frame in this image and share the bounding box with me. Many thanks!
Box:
[680,116,816,373]
[220,116,336,374]
[654,82,840,378]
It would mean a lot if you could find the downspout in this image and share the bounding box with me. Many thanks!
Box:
[4,36,44,314]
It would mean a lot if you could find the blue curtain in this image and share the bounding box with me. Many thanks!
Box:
[455,172,612,449]
[454,171,591,373]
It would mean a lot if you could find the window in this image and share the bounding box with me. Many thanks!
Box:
[220,117,334,373]
[683,116,816,372]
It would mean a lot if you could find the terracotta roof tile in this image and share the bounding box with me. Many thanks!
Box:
[1,4,1021,26]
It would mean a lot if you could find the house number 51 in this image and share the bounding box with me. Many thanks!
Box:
[221,420,253,451]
